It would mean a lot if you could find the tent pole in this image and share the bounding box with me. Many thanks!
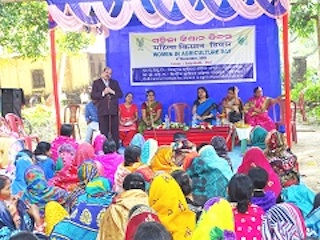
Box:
[49,14,61,134]
[282,14,292,148]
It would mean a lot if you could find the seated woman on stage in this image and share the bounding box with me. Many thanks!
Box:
[119,93,138,147]
[192,87,218,125]
[243,86,281,131]
[138,90,162,133]
[221,86,242,123]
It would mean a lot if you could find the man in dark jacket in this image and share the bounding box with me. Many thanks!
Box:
[91,67,123,148]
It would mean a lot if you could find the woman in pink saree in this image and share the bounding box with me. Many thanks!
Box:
[244,86,281,131]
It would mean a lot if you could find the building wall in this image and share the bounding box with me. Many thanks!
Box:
[0,53,105,97]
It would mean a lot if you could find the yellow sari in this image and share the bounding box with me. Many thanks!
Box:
[149,173,195,240]
[150,146,180,173]
[98,189,148,240]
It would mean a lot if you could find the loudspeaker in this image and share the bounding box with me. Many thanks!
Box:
[1,88,24,118]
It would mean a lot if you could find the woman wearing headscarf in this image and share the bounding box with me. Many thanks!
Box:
[210,136,233,171]
[22,165,68,218]
[237,147,282,197]
[140,139,158,165]
[93,134,106,156]
[150,146,180,174]
[250,126,268,150]
[262,203,306,240]
[125,204,160,240]
[129,133,145,149]
[65,160,100,214]
[149,173,195,240]
[264,130,299,187]
[186,145,232,206]
[74,142,95,168]
[98,173,149,240]
[12,151,34,195]
[192,197,236,240]
[48,144,79,191]
[95,139,124,186]
[50,177,115,240]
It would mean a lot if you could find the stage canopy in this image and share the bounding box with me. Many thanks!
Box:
[46,0,292,145]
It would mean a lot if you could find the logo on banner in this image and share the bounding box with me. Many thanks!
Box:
[136,37,145,51]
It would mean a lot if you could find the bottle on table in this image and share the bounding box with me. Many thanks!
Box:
[165,114,170,129]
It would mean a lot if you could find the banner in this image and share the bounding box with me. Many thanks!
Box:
[129,26,256,86]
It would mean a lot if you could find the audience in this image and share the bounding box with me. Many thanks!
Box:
[133,222,172,240]
[34,142,55,180]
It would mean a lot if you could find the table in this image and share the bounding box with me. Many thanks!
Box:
[144,126,234,151]
[235,126,253,154]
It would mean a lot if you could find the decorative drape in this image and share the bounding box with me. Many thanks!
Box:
[47,0,289,32]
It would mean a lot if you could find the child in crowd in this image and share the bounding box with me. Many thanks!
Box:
[133,222,172,240]
[34,142,55,180]
[228,174,264,240]
[248,167,276,212]
[50,124,78,162]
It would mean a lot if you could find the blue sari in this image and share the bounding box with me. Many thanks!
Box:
[50,177,115,240]
[12,152,33,195]
[194,98,218,125]
[0,200,33,240]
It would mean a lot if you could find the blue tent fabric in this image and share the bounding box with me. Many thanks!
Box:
[107,15,281,120]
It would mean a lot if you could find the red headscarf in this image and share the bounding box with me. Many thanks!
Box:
[125,205,160,240]
[74,142,95,167]
[237,147,282,197]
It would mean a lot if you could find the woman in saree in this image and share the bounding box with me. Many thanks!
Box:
[150,146,180,174]
[50,177,115,240]
[237,147,282,197]
[262,203,306,240]
[138,90,162,133]
[125,204,160,240]
[306,193,320,238]
[65,160,100,214]
[119,92,138,147]
[148,173,195,240]
[0,175,44,239]
[191,197,236,240]
[114,145,153,193]
[243,86,281,131]
[48,143,79,191]
[221,86,243,124]
[22,165,68,218]
[192,87,218,125]
[98,173,149,240]
[250,126,268,150]
[186,145,232,206]
[74,142,95,168]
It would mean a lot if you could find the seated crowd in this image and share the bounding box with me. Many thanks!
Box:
[0,113,319,240]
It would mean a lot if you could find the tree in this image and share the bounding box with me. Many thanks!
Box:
[0,1,92,59]
[290,0,320,72]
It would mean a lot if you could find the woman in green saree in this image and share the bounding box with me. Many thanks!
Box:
[138,90,163,133]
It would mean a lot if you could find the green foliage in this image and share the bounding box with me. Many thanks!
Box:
[289,0,319,38]
[0,2,93,59]
[22,105,56,142]
[0,2,48,59]
[56,29,94,55]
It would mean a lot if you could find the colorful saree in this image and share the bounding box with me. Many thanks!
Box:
[98,189,149,240]
[74,142,95,168]
[51,177,115,240]
[23,165,68,217]
[150,146,180,173]
[51,135,78,162]
[194,98,218,125]
[244,95,276,131]
[306,207,320,238]
[237,147,282,197]
[192,197,236,240]
[93,134,106,156]
[125,205,160,240]
[149,173,195,240]
[262,203,306,240]
[65,160,100,214]
[138,101,162,133]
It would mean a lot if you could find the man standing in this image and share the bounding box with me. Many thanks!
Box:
[91,67,123,148]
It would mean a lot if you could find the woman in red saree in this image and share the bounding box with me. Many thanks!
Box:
[138,90,162,133]
[244,86,281,131]
[119,92,138,147]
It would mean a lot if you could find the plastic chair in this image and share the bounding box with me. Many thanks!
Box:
[5,113,39,150]
[64,104,81,139]
[168,103,191,124]
[272,98,297,143]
